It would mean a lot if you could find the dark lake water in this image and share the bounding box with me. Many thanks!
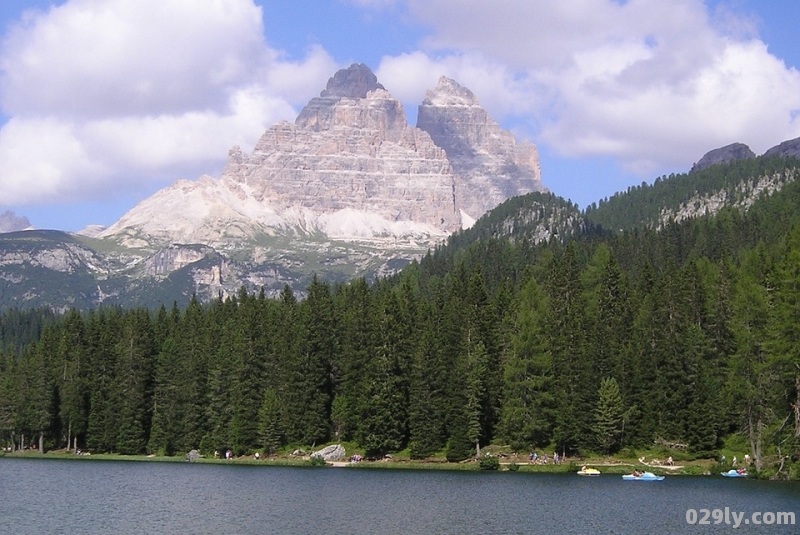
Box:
[1,457,798,534]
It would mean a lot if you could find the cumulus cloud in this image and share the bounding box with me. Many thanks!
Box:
[376,0,800,175]
[377,51,543,121]
[0,0,337,205]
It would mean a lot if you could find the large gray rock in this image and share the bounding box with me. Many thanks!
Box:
[311,444,346,461]
[763,136,800,159]
[690,143,755,173]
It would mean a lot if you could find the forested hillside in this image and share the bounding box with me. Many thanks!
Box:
[585,156,799,232]
[1,158,799,478]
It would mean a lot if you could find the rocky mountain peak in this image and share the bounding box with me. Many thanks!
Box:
[0,210,31,233]
[764,136,800,159]
[417,76,544,220]
[295,64,399,132]
[319,63,386,99]
[690,142,755,173]
[422,76,480,107]
[96,64,545,300]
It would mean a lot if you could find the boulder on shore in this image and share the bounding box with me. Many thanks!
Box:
[311,444,346,461]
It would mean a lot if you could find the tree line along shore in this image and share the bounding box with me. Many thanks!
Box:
[1,158,799,481]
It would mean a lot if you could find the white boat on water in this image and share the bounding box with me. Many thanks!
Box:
[721,469,747,478]
[622,471,664,481]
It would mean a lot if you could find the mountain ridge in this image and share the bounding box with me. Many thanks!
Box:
[2,62,800,309]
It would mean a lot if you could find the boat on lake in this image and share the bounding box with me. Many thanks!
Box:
[577,467,601,476]
[622,471,664,481]
[721,469,747,478]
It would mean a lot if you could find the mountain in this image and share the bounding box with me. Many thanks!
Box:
[2,139,798,311]
[0,64,546,309]
[689,142,755,173]
[0,210,32,233]
[586,148,800,233]
[99,65,544,250]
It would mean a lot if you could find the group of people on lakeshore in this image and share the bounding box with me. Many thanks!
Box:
[720,453,751,466]
[213,449,235,460]
[527,452,562,464]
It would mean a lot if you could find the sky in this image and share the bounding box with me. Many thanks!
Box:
[0,0,799,232]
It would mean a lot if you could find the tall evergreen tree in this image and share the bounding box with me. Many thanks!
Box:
[500,277,555,450]
[114,309,155,455]
[284,275,336,446]
[592,377,624,454]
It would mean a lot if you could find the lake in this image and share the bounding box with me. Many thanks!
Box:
[1,458,798,534]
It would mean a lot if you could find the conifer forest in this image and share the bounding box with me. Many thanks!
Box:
[1,157,799,476]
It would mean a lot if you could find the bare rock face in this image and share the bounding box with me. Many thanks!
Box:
[97,64,544,297]
[764,136,800,159]
[417,76,545,221]
[0,210,31,233]
[227,82,460,234]
[690,142,755,173]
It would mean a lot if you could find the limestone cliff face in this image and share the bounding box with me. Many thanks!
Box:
[417,76,545,222]
[100,64,543,261]
[225,73,460,233]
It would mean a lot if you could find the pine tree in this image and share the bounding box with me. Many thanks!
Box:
[546,242,590,454]
[114,309,155,455]
[728,248,775,471]
[85,309,123,453]
[258,388,284,454]
[500,277,555,450]
[284,275,336,446]
[56,310,88,451]
[408,303,448,459]
[147,337,182,455]
[593,377,624,454]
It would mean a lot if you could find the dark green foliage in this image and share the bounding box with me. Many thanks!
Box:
[258,388,283,454]
[2,157,800,471]
[308,455,328,467]
[593,378,624,454]
[478,455,500,470]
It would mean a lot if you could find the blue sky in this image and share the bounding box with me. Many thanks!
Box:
[1,0,799,232]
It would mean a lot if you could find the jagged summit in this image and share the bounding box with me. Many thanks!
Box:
[417,75,544,219]
[690,142,755,173]
[295,63,401,132]
[423,76,480,107]
[319,63,385,99]
[0,210,31,233]
[97,63,544,299]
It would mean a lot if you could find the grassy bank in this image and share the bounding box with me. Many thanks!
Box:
[1,447,734,476]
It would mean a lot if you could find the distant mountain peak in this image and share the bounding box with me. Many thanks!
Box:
[423,76,480,107]
[764,136,800,159]
[90,63,543,301]
[0,210,32,233]
[319,63,385,99]
[690,142,755,173]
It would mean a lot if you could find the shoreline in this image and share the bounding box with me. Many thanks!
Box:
[0,450,738,477]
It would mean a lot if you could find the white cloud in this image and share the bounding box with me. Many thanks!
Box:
[377,51,543,125]
[1,0,270,117]
[377,0,800,175]
[0,117,106,203]
[0,0,337,205]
